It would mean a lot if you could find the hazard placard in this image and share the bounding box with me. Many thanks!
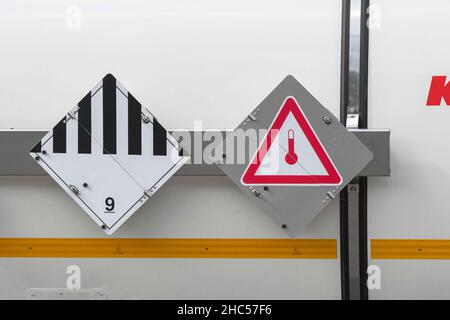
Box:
[216,76,373,235]
[30,74,189,234]
[241,96,342,186]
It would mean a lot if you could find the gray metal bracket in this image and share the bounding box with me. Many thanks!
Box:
[0,129,389,176]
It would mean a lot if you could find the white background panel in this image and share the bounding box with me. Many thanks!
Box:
[368,0,450,299]
[0,0,341,129]
[0,176,340,299]
[1,259,339,300]
[0,0,342,299]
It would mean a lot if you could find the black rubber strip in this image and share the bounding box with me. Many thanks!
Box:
[339,0,351,301]
[358,0,371,300]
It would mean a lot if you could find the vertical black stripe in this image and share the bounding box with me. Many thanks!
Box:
[153,118,167,156]
[359,176,368,300]
[358,0,370,301]
[31,141,42,153]
[339,0,370,301]
[53,117,67,153]
[128,93,142,155]
[103,74,117,154]
[78,93,92,154]
[339,0,351,301]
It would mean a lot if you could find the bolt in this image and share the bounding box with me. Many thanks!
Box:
[42,150,47,155]
[101,225,106,230]
[323,116,332,125]
[282,224,287,229]
[35,156,40,161]
[83,183,88,188]
[263,186,269,191]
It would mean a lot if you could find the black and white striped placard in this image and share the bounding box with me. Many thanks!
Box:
[31,74,183,158]
[30,74,188,235]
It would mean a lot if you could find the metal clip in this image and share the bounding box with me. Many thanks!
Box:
[249,187,262,198]
[69,185,79,195]
[144,190,152,198]
[141,114,151,124]
[66,112,77,122]
[326,191,336,199]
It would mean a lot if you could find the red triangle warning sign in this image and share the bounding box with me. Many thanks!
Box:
[241,96,342,186]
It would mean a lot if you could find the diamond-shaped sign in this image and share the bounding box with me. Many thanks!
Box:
[30,74,189,234]
[215,75,373,236]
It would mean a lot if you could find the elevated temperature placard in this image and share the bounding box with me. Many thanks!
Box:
[241,96,342,186]
[216,76,373,235]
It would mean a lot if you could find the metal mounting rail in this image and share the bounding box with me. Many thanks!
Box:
[0,129,389,176]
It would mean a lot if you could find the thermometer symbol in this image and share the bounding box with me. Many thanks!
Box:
[285,129,298,165]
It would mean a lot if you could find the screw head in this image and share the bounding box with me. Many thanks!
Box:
[323,116,332,125]
[263,186,269,191]
[42,150,47,155]
[282,224,287,229]
[101,225,106,230]
[35,156,40,161]
[83,183,88,188]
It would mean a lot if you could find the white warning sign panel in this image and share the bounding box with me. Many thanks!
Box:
[30,74,189,234]
[241,97,342,186]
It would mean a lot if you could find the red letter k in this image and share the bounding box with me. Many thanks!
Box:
[427,76,450,106]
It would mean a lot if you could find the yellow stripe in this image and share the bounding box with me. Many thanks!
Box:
[372,240,450,259]
[0,238,337,259]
